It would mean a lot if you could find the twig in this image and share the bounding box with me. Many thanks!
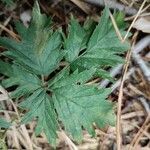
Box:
[123,0,147,42]
[20,125,34,150]
[108,10,123,42]
[138,97,150,115]
[3,110,20,149]
[0,16,12,34]
[0,94,9,101]
[133,35,150,54]
[0,85,20,118]
[84,0,137,15]
[9,129,29,149]
[141,3,150,13]
[128,83,150,101]
[125,12,150,21]
[86,78,100,85]
[0,24,20,41]
[122,121,150,139]
[100,64,122,88]
[116,33,137,149]
[116,49,132,150]
[132,51,150,82]
[0,85,33,150]
[111,68,134,91]
[59,131,78,150]
[129,115,150,150]
[120,0,130,5]
[121,111,144,120]
[133,124,150,140]
[129,0,135,7]
[70,0,92,14]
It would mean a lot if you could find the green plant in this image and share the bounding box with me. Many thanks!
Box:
[0,0,15,6]
[0,118,11,129]
[0,1,130,146]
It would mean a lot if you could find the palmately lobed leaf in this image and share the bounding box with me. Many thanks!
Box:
[0,1,130,147]
[70,8,130,80]
[0,2,63,76]
[49,67,115,142]
[52,84,114,142]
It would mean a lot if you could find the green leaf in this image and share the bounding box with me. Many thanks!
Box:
[50,68,96,89]
[95,69,114,82]
[0,2,63,76]
[19,89,58,146]
[0,60,13,77]
[113,11,127,29]
[48,67,70,87]
[0,2,129,146]
[52,84,115,142]
[87,8,129,53]
[1,0,14,6]
[71,8,129,79]
[49,69,115,142]
[0,118,11,129]
[64,17,85,62]
[81,18,97,49]
[2,65,42,98]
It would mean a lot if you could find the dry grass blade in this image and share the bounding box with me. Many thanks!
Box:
[128,84,150,101]
[129,115,150,150]
[123,0,147,42]
[0,85,20,118]
[70,0,92,14]
[120,0,130,5]
[10,127,21,149]
[85,0,137,15]
[121,111,144,120]
[20,125,34,150]
[131,123,150,139]
[140,3,150,14]
[0,85,34,150]
[111,68,135,92]
[116,36,137,150]
[2,110,20,149]
[138,97,150,115]
[133,51,150,82]
[0,24,20,41]
[0,16,12,34]
[108,10,123,42]
[0,94,9,101]
[59,131,78,150]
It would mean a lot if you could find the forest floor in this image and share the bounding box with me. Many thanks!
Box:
[0,0,150,149]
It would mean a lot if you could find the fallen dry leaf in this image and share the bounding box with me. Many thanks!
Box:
[133,16,150,33]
